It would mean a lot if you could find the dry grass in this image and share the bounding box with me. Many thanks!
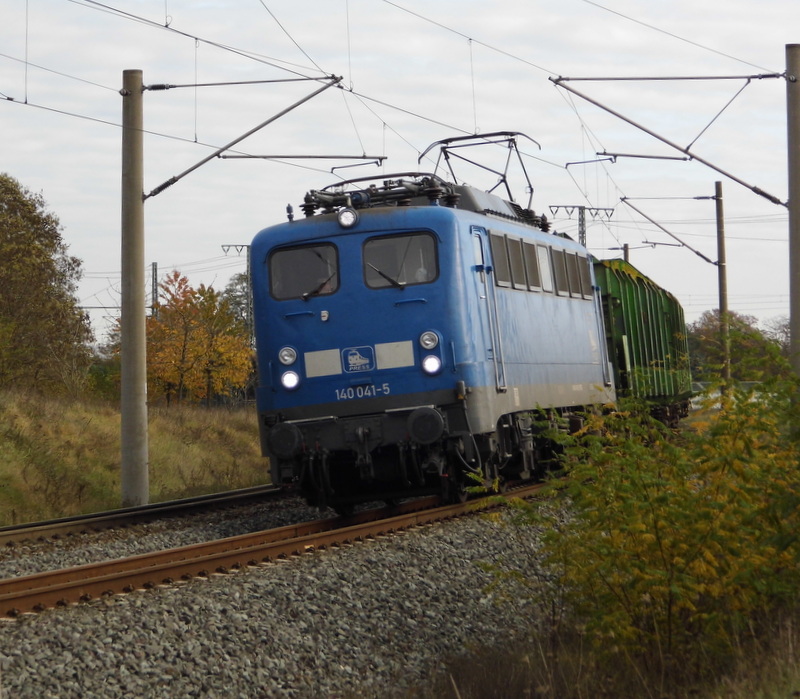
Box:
[0,391,268,525]
[401,609,800,699]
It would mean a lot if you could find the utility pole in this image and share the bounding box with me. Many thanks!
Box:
[787,45,800,375]
[116,72,343,506]
[151,262,158,319]
[245,244,252,348]
[715,181,731,391]
[548,205,614,246]
[120,69,149,506]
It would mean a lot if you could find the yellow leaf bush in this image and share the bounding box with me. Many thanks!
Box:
[506,376,800,681]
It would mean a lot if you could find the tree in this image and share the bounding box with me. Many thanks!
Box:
[0,173,92,393]
[147,271,198,404]
[763,314,790,358]
[223,270,254,350]
[687,309,787,382]
[223,271,250,327]
[186,283,253,404]
[146,271,252,404]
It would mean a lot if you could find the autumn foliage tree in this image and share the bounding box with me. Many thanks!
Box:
[147,271,252,405]
[0,173,92,394]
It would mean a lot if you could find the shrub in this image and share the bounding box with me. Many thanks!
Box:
[500,378,800,690]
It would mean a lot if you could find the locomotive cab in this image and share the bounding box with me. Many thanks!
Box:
[251,168,615,512]
[253,190,479,510]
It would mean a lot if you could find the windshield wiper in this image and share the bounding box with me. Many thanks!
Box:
[367,263,404,289]
[301,272,336,301]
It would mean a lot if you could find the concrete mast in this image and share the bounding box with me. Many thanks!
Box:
[120,69,149,506]
[787,46,800,375]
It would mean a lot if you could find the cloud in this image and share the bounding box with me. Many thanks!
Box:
[0,0,795,338]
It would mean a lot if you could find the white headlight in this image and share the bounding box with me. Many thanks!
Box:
[281,371,300,390]
[419,331,439,350]
[278,346,297,365]
[337,207,359,228]
[421,355,442,375]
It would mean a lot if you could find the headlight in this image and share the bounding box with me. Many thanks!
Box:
[421,355,442,375]
[278,346,297,365]
[281,371,300,390]
[419,331,439,350]
[337,207,359,228]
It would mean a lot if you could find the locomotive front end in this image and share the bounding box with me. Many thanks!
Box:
[252,184,472,511]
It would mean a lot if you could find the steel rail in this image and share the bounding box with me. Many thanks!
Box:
[0,484,282,547]
[0,487,543,617]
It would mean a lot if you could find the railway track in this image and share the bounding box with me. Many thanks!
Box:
[0,485,544,618]
[0,484,282,548]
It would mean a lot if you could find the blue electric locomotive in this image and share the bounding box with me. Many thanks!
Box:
[251,135,617,511]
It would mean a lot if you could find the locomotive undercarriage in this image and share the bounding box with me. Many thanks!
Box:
[276,405,589,514]
[296,437,475,514]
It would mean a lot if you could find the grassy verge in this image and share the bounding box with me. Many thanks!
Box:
[0,391,268,525]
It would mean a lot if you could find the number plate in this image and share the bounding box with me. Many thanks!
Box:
[335,383,391,401]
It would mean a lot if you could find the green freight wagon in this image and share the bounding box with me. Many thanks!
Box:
[593,258,692,424]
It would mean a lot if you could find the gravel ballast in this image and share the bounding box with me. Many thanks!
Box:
[0,513,549,698]
[0,496,328,579]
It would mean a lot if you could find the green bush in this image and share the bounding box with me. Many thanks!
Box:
[498,378,800,690]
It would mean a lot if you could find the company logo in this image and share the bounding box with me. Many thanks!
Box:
[342,346,375,373]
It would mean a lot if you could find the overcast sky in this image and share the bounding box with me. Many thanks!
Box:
[1,0,796,340]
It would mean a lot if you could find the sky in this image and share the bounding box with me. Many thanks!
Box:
[0,0,796,341]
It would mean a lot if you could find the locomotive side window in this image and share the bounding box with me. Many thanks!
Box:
[507,237,528,290]
[578,255,593,298]
[363,232,437,288]
[269,243,338,300]
[489,233,511,287]
[523,242,541,291]
[566,252,582,297]
[537,245,554,293]
[488,236,589,300]
[551,249,570,296]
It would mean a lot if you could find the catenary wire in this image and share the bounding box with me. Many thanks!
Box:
[5,1,789,328]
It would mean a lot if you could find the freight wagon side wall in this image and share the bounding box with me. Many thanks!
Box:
[594,259,692,403]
